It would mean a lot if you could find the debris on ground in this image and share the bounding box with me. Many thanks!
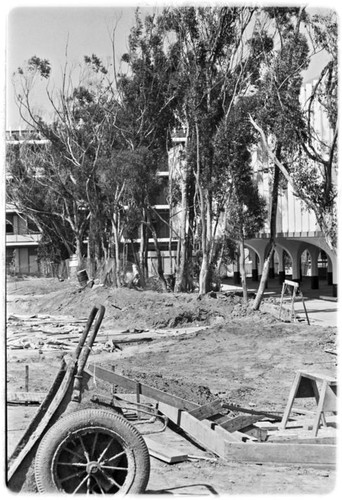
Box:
[6,277,337,495]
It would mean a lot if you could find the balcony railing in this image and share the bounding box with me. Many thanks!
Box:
[6,233,41,246]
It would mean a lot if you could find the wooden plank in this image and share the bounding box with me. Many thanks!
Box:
[268,436,336,445]
[219,414,262,432]
[221,403,282,421]
[7,392,47,405]
[238,424,268,442]
[144,436,188,464]
[201,419,258,442]
[157,401,240,459]
[297,370,336,383]
[188,399,223,420]
[284,279,299,288]
[224,441,336,467]
[86,364,199,411]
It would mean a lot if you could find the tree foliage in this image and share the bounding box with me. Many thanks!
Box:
[8,6,337,293]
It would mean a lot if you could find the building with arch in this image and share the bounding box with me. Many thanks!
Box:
[245,80,337,296]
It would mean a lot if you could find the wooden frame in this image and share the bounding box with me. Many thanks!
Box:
[86,363,336,467]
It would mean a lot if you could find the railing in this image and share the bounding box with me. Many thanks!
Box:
[6,234,41,245]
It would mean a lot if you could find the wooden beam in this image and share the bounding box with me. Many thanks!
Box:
[86,364,199,411]
[157,401,240,459]
[268,436,336,445]
[201,419,258,442]
[238,424,268,442]
[224,441,336,467]
[188,399,223,420]
[143,436,188,464]
[221,403,282,421]
[219,414,262,432]
[7,392,47,405]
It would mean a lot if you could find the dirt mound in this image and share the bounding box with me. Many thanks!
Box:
[120,369,217,406]
[7,277,272,331]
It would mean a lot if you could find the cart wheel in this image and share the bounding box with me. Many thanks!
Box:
[34,408,150,494]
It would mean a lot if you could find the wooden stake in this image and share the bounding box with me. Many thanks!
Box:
[25,365,29,392]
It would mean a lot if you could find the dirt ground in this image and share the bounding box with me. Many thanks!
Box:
[5,276,339,496]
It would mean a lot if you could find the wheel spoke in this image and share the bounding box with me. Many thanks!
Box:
[93,475,106,494]
[56,461,87,468]
[91,431,98,460]
[78,435,90,462]
[59,470,86,483]
[72,473,91,494]
[103,449,126,464]
[99,469,122,490]
[63,445,85,461]
[101,465,128,471]
[97,436,115,462]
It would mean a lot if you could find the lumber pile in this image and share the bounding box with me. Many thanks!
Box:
[6,314,163,353]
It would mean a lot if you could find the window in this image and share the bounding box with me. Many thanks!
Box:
[6,214,14,233]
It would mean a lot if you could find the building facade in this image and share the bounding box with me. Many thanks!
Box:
[246,80,337,295]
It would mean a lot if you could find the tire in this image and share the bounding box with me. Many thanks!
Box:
[34,408,150,494]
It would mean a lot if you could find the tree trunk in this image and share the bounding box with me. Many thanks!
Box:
[252,146,281,310]
[174,162,188,292]
[253,245,275,308]
[195,120,210,296]
[75,235,83,270]
[112,216,121,287]
[130,238,146,288]
[146,210,168,292]
[87,214,97,280]
[239,238,248,303]
[139,216,148,281]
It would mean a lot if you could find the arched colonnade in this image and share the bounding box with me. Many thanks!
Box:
[242,236,337,297]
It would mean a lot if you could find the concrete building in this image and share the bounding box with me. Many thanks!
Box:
[245,81,337,296]
[5,130,47,276]
[5,203,41,275]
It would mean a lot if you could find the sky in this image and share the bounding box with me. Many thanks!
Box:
[5,4,153,129]
[3,1,338,130]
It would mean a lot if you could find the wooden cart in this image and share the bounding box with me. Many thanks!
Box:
[7,305,151,495]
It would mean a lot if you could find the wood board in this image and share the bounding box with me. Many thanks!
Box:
[224,440,336,467]
[7,392,47,405]
[156,401,241,459]
[86,364,199,411]
[144,435,189,464]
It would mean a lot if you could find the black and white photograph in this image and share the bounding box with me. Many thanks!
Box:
[3,0,339,496]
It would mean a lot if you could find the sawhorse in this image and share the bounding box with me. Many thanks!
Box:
[280,370,337,436]
[279,279,310,325]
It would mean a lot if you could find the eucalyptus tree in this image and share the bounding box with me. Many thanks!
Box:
[213,100,267,303]
[11,54,120,269]
[115,10,178,289]
[248,8,337,308]
[245,7,312,309]
[6,140,75,261]
[161,6,259,295]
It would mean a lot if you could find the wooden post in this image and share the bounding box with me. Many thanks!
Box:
[111,365,117,395]
[300,290,310,325]
[136,382,142,419]
[25,365,29,392]
[279,282,286,319]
